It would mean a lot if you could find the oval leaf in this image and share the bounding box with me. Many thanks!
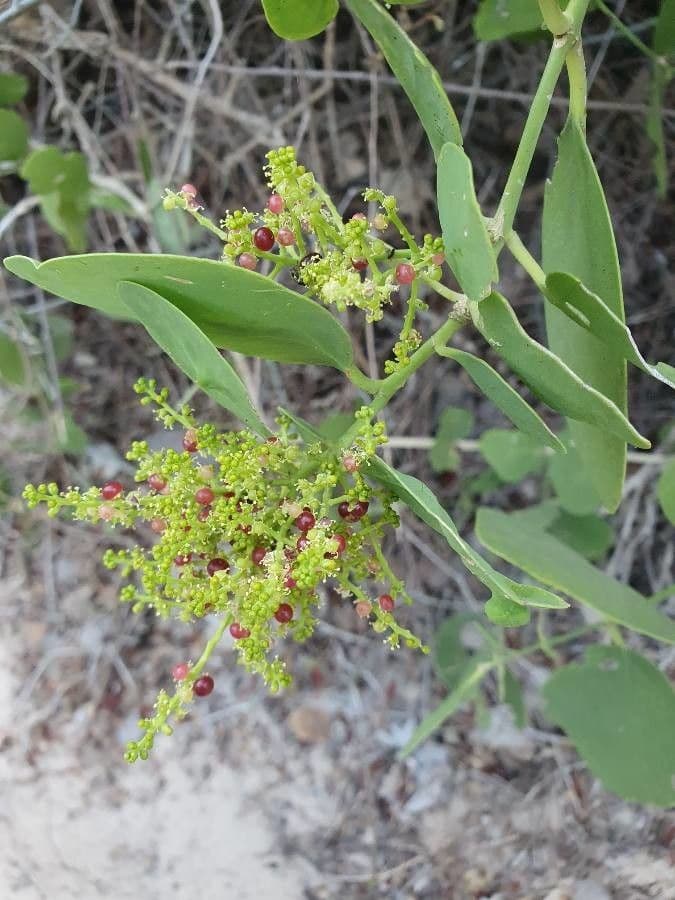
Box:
[543,647,675,806]
[261,0,338,40]
[475,507,675,644]
[3,254,354,371]
[117,282,268,436]
[0,109,28,162]
[478,428,544,483]
[0,332,28,386]
[0,72,29,107]
[437,143,498,302]
[471,292,650,451]
[438,346,563,451]
[345,0,461,157]
[543,118,628,512]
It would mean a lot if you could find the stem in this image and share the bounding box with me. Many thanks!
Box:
[188,616,231,679]
[421,277,466,304]
[594,0,669,70]
[566,41,588,129]
[538,0,570,35]
[504,230,547,291]
[345,366,382,394]
[495,0,592,240]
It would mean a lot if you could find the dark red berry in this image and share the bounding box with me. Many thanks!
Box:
[174,553,192,566]
[395,262,416,285]
[274,603,294,624]
[101,480,123,500]
[352,258,368,272]
[337,501,350,520]
[148,473,167,491]
[193,674,214,697]
[296,535,310,552]
[379,594,395,612]
[284,575,297,590]
[251,546,267,566]
[277,227,295,246]
[239,253,257,271]
[207,557,229,577]
[294,508,316,532]
[195,487,214,506]
[333,533,347,555]
[230,622,250,640]
[253,226,275,252]
[267,193,284,215]
[197,506,211,522]
[348,500,369,521]
[183,429,198,452]
[172,662,190,681]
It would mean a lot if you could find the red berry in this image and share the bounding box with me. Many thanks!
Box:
[379,594,395,612]
[148,473,167,492]
[267,193,284,215]
[207,557,229,577]
[337,501,350,520]
[239,252,258,271]
[348,500,369,521]
[432,252,445,266]
[174,553,192,566]
[355,600,372,619]
[274,603,293,624]
[197,506,211,522]
[395,262,416,285]
[253,226,275,252]
[277,227,295,246]
[284,575,297,590]
[183,429,198,452]
[180,183,198,198]
[230,622,250,640]
[195,487,214,506]
[333,533,347,555]
[150,517,166,534]
[172,662,190,681]
[294,508,316,532]
[101,480,123,500]
[193,674,214,697]
[352,258,368,272]
[296,535,310,553]
[251,546,267,566]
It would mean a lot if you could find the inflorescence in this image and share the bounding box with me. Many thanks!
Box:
[24,380,425,761]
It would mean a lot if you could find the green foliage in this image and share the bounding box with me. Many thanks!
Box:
[429,406,473,473]
[543,647,675,807]
[0,72,29,106]
[657,457,675,525]
[0,331,27,386]
[474,0,546,41]
[261,0,338,40]
[478,428,544,483]
[547,434,601,515]
[0,109,28,162]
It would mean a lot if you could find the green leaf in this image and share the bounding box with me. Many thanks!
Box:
[543,117,628,512]
[545,273,675,390]
[0,72,29,106]
[39,192,89,253]
[401,659,493,757]
[548,511,614,561]
[20,147,89,197]
[485,594,531,627]
[471,292,649,451]
[367,456,564,612]
[88,187,134,214]
[0,331,27,385]
[474,0,547,41]
[434,613,487,689]
[437,143,497,302]
[437,347,563,451]
[47,313,74,362]
[117,282,268,436]
[543,647,675,807]
[59,411,88,455]
[657,458,675,525]
[344,0,462,158]
[261,0,338,39]
[3,254,355,371]
[429,406,473,473]
[653,0,675,56]
[547,435,601,515]
[317,412,355,443]
[0,109,28,161]
[476,507,675,644]
[478,428,544,483]
[278,407,325,445]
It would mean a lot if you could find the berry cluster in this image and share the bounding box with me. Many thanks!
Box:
[24,380,425,761]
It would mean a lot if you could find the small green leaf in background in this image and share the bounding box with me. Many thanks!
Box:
[657,457,675,525]
[261,0,338,40]
[438,347,563,451]
[543,117,629,512]
[59,411,88,456]
[429,406,473,473]
[485,594,530,627]
[345,0,462,158]
[0,331,28,386]
[434,612,487,689]
[478,428,544,483]
[548,434,601,515]
[317,412,355,443]
[471,292,649,451]
[476,507,675,644]
[548,511,614,561]
[21,148,91,252]
[3,254,355,371]
[474,0,548,41]
[503,668,526,729]
[437,143,497,302]
[0,72,29,106]
[543,646,675,806]
[47,313,74,362]
[117,282,269,436]
[0,109,28,162]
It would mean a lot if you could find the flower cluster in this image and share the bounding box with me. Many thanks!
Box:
[24,380,425,760]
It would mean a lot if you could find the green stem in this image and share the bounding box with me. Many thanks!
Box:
[188,616,231,679]
[538,0,570,35]
[594,0,668,69]
[421,277,466,304]
[504,230,547,291]
[566,41,588,129]
[495,0,592,241]
[345,366,382,394]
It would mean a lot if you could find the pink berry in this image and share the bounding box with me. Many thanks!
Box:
[294,508,316,532]
[432,252,445,266]
[251,546,267,566]
[174,554,192,566]
[238,253,258,270]
[99,504,115,521]
[296,535,310,553]
[352,258,368,272]
[148,473,167,492]
[207,557,229,577]
[253,226,275,252]
[355,601,372,619]
[277,227,295,246]
[342,455,359,473]
[172,662,190,681]
[333,533,347,555]
[193,674,214,697]
[183,429,198,453]
[197,506,211,522]
[267,193,284,214]
[274,603,294,624]
[379,594,395,612]
[284,575,297,590]
[150,518,166,534]
[180,183,198,198]
[230,622,250,640]
[395,263,416,285]
[351,212,367,221]
[195,487,214,506]
[101,480,123,500]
